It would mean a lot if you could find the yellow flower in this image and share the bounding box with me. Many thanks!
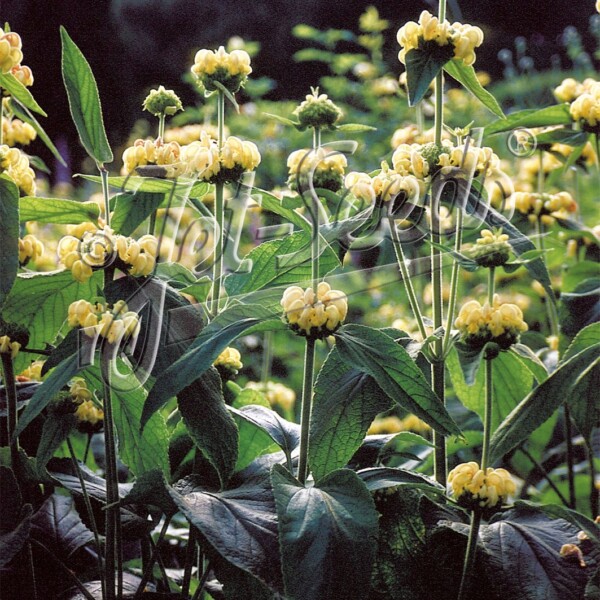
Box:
[554,77,583,103]
[58,226,115,283]
[2,117,36,147]
[214,346,243,374]
[11,64,33,87]
[287,147,347,192]
[372,163,420,203]
[0,335,21,359]
[465,228,511,267]
[449,462,516,510]
[569,81,600,132]
[367,416,404,435]
[182,132,221,181]
[245,381,296,411]
[67,300,140,344]
[281,282,348,339]
[0,144,36,196]
[116,234,158,277]
[74,400,104,427]
[391,124,436,149]
[0,32,23,74]
[121,138,185,178]
[18,234,44,266]
[345,171,376,204]
[511,190,577,225]
[400,414,431,433]
[69,377,93,403]
[455,295,528,350]
[191,46,252,93]
[218,136,261,180]
[19,360,44,381]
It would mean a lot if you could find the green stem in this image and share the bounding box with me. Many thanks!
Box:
[517,446,570,506]
[101,356,121,600]
[312,127,321,151]
[298,337,316,484]
[1,353,19,471]
[456,511,482,600]
[151,535,172,593]
[67,438,105,599]
[27,542,38,600]
[537,150,544,196]
[190,559,212,600]
[389,219,428,340]
[181,526,197,598]
[586,440,599,518]
[100,167,111,228]
[564,405,576,510]
[442,209,465,355]
[481,357,493,471]
[311,127,322,290]
[415,102,425,134]
[132,516,172,600]
[261,331,273,387]
[158,113,166,139]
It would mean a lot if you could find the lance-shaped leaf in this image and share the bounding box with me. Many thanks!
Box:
[19,196,99,224]
[110,191,165,236]
[358,466,445,495]
[0,72,46,116]
[309,347,391,482]
[404,45,453,106]
[488,343,600,463]
[271,465,378,600]
[0,175,20,307]
[334,324,461,437]
[60,27,113,165]
[177,369,238,488]
[444,60,505,118]
[36,413,77,473]
[485,104,572,135]
[143,304,278,427]
[169,474,283,592]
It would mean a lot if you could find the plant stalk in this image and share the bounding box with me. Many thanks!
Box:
[181,527,197,599]
[586,440,599,518]
[100,167,111,227]
[564,405,576,509]
[158,113,166,140]
[1,353,19,470]
[261,331,273,387]
[456,511,482,600]
[481,357,493,471]
[298,337,316,484]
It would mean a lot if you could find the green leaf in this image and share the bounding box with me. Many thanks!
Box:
[534,127,590,148]
[334,324,461,437]
[271,465,378,600]
[567,356,600,440]
[559,277,600,338]
[261,112,301,127]
[0,72,47,116]
[452,342,486,385]
[230,410,280,472]
[510,344,548,383]
[14,353,81,439]
[143,304,278,428]
[83,361,169,477]
[0,175,20,307]
[252,188,310,231]
[169,473,283,592]
[488,343,600,463]
[447,348,534,434]
[60,27,113,164]
[309,347,391,481]
[18,196,99,224]
[9,99,66,167]
[480,506,598,600]
[2,270,102,373]
[224,230,339,297]
[80,174,209,199]
[335,123,377,132]
[177,369,238,488]
[36,413,77,472]
[0,504,32,569]
[110,191,164,236]
[120,469,178,516]
[485,104,572,135]
[358,466,445,494]
[231,386,271,409]
[404,45,453,106]
[213,80,240,113]
[444,60,505,118]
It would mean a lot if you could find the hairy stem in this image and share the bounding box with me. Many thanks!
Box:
[587,440,599,518]
[298,337,316,484]
[100,167,110,228]
[564,405,577,510]
[456,511,482,600]
[1,353,19,470]
[481,358,493,471]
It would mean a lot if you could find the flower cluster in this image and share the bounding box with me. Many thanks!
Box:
[18,234,44,266]
[0,319,29,360]
[465,228,511,268]
[191,46,252,94]
[69,378,104,431]
[0,335,21,359]
[121,138,185,178]
[455,295,528,350]
[448,462,516,511]
[2,117,36,147]
[245,381,296,412]
[368,414,431,435]
[345,162,421,205]
[58,225,158,282]
[511,190,577,225]
[397,11,484,67]
[19,360,44,381]
[142,85,183,117]
[293,89,342,130]
[0,144,36,196]
[391,124,437,149]
[287,147,347,192]
[213,346,243,376]
[281,282,348,339]
[164,123,228,145]
[569,81,600,133]
[67,299,140,345]
[553,77,596,103]
[0,31,23,74]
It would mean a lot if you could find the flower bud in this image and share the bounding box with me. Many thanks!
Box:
[142,85,183,117]
[214,346,243,376]
[465,228,511,268]
[293,88,342,130]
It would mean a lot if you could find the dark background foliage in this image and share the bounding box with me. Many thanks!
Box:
[3,0,596,176]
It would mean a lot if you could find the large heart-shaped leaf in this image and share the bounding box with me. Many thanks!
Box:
[60,27,113,165]
[309,347,391,481]
[334,324,461,437]
[30,494,94,560]
[404,45,453,106]
[169,473,283,592]
[271,465,378,600]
